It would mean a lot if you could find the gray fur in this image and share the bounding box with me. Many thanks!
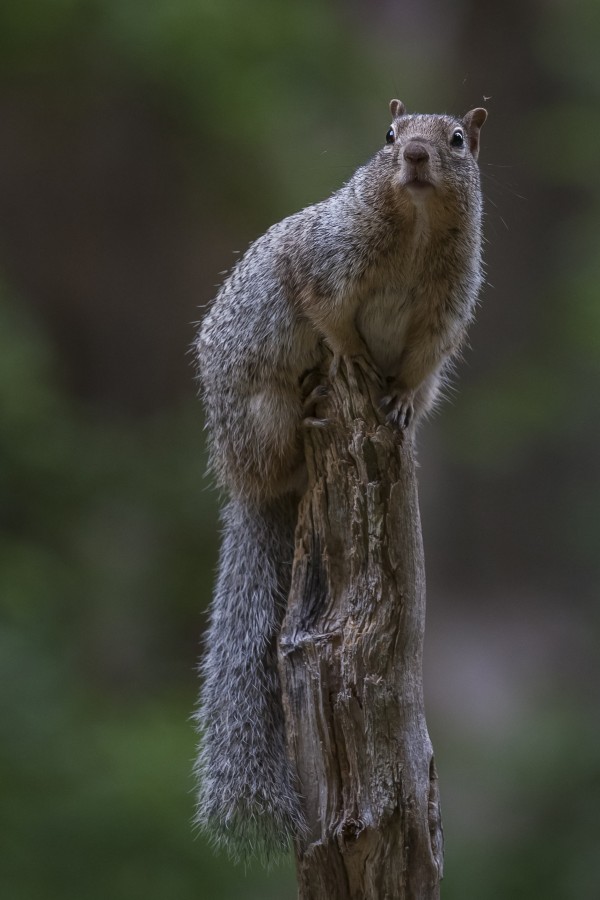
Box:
[194,101,487,859]
[193,495,302,861]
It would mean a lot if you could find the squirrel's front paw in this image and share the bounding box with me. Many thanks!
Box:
[329,351,384,389]
[302,384,330,428]
[381,386,415,430]
[300,369,330,427]
[352,352,385,388]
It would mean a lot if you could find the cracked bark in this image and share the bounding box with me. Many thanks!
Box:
[279,365,444,899]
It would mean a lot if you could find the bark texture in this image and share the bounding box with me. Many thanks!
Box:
[279,364,443,899]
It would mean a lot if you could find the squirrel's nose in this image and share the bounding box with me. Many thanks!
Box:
[403,142,430,163]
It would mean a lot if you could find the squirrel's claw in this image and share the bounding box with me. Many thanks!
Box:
[329,351,383,389]
[302,384,329,426]
[350,353,385,389]
[302,383,328,412]
[328,353,341,381]
[303,416,330,429]
[381,389,415,430]
[300,368,325,399]
[302,383,329,428]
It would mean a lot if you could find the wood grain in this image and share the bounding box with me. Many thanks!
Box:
[279,362,443,899]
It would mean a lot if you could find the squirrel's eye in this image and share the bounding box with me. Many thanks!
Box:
[451,129,464,147]
[385,128,395,145]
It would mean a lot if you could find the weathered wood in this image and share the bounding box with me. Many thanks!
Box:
[279,363,443,899]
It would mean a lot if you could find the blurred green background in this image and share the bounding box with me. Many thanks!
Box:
[1,1,598,897]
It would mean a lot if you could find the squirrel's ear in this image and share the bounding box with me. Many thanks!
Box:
[389,99,406,118]
[463,107,487,160]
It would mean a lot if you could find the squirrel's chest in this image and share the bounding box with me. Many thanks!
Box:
[356,220,454,372]
[356,286,414,373]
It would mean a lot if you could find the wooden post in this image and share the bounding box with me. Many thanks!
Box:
[279,365,444,899]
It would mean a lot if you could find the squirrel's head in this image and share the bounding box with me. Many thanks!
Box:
[383,99,487,203]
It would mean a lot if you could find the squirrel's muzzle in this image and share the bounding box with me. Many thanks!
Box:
[403,141,430,164]
[401,140,435,191]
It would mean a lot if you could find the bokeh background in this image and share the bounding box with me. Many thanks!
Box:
[1,1,598,897]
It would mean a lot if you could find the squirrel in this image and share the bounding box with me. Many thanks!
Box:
[193,99,487,861]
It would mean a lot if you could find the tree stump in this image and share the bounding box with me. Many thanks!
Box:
[279,364,444,899]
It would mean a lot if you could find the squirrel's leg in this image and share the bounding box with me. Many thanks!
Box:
[209,378,306,499]
[382,313,465,429]
[301,297,384,387]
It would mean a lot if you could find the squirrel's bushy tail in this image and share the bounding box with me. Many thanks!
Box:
[194,494,304,861]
